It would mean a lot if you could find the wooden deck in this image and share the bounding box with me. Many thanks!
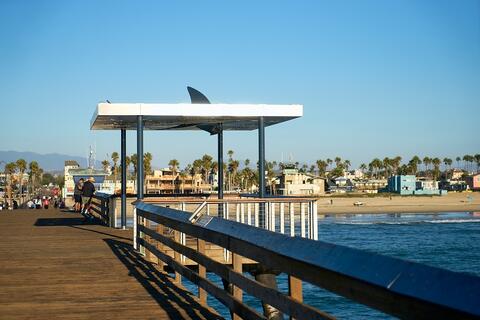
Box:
[0,209,221,319]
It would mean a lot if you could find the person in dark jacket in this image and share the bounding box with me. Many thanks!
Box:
[81,177,96,219]
[73,178,84,212]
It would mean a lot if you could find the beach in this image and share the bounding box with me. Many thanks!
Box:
[317,192,480,214]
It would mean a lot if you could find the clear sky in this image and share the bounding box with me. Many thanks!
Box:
[0,0,479,169]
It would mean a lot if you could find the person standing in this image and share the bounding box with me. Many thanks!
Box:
[81,177,96,220]
[73,178,84,212]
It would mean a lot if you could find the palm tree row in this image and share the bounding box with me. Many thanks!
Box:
[1,159,44,199]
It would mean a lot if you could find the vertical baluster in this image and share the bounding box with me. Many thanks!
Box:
[206,203,210,216]
[197,238,207,305]
[232,253,243,320]
[247,203,252,225]
[174,229,182,284]
[224,202,229,262]
[280,202,285,234]
[301,203,306,238]
[307,202,311,239]
[236,203,240,222]
[288,276,303,320]
[270,202,276,232]
[180,202,186,263]
[241,203,245,224]
[313,200,318,240]
[289,202,295,237]
[156,223,164,269]
[255,203,259,227]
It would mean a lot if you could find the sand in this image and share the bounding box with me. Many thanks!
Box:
[316,192,480,214]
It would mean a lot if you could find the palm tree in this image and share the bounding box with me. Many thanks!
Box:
[443,158,452,179]
[422,157,431,175]
[227,150,234,161]
[5,162,17,200]
[168,159,179,174]
[359,163,367,177]
[316,160,327,177]
[455,156,461,169]
[344,160,351,172]
[101,159,110,173]
[111,152,119,188]
[28,161,40,193]
[130,154,138,177]
[334,157,342,168]
[392,156,402,175]
[475,154,480,173]
[326,158,333,170]
[432,158,441,181]
[143,152,153,178]
[15,159,27,200]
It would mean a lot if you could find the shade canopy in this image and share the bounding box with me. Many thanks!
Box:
[90,103,303,131]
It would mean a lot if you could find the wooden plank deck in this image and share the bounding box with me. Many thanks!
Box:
[0,209,221,320]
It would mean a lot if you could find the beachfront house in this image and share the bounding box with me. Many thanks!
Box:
[145,169,211,194]
[466,173,480,191]
[386,175,447,195]
[278,168,325,195]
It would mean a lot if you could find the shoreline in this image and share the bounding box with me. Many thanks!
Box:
[316,192,480,214]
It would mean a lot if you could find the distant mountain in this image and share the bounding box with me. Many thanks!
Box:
[0,150,99,172]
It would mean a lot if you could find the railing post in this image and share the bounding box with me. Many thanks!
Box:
[288,276,303,320]
[232,253,243,320]
[155,223,164,268]
[133,207,138,250]
[247,203,252,225]
[174,229,182,284]
[197,238,207,306]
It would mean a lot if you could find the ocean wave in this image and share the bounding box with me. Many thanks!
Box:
[333,219,480,225]
[425,219,480,224]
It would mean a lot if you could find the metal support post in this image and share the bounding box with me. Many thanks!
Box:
[136,115,144,200]
[121,129,127,229]
[258,116,266,228]
[218,124,224,217]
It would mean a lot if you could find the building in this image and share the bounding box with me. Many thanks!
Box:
[386,175,446,195]
[466,173,480,191]
[145,169,211,194]
[278,168,325,195]
[63,160,109,198]
[353,179,387,193]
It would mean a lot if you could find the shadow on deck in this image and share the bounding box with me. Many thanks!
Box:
[0,209,221,319]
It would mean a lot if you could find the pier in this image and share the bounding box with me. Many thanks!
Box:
[0,208,220,319]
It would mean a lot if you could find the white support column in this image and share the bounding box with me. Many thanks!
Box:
[236,203,240,222]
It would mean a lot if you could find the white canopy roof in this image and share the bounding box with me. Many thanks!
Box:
[90,103,303,131]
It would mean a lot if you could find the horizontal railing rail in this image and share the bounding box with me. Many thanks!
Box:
[90,193,115,227]
[140,197,319,240]
[134,201,480,320]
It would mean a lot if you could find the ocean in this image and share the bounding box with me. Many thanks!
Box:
[182,211,480,319]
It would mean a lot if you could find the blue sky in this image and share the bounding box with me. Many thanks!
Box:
[0,0,478,169]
